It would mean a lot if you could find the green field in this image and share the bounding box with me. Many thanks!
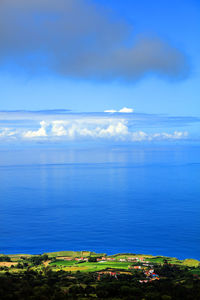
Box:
[49,260,132,272]
[45,251,89,258]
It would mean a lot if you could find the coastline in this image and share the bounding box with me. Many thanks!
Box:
[1,250,200,299]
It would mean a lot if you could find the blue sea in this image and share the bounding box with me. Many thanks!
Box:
[0,144,200,260]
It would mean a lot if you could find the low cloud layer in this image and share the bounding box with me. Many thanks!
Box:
[0,119,188,142]
[21,120,188,141]
[0,0,189,81]
[0,110,196,143]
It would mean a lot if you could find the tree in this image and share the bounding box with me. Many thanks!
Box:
[88,256,97,262]
[0,255,11,262]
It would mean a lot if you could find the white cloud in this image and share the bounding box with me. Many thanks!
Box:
[104,109,117,113]
[23,121,48,138]
[0,128,16,137]
[51,121,67,136]
[98,122,128,138]
[17,119,188,142]
[131,131,188,141]
[132,131,148,141]
[104,107,134,113]
[46,120,129,140]
[0,111,191,143]
[119,107,134,113]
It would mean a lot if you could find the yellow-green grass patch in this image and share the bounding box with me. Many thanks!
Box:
[182,259,200,267]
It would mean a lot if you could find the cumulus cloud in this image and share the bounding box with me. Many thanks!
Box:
[18,119,188,142]
[23,121,48,138]
[0,0,189,81]
[0,110,198,143]
[51,121,67,136]
[104,107,134,113]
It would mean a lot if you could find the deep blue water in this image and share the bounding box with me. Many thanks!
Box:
[0,145,200,259]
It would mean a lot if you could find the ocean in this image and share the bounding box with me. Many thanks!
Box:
[0,144,199,259]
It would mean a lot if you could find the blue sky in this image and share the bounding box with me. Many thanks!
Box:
[0,0,199,143]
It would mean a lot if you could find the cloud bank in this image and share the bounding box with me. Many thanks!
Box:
[21,120,188,141]
[0,110,193,143]
[0,0,189,81]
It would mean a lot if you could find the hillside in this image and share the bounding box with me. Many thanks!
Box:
[0,251,200,299]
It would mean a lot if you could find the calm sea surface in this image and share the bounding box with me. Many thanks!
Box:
[0,145,200,259]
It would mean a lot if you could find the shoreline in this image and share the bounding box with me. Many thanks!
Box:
[1,250,200,262]
[1,250,199,266]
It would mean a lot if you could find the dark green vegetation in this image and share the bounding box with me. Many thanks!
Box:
[0,255,11,262]
[0,251,200,299]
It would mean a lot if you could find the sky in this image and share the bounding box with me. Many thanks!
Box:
[0,0,200,144]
